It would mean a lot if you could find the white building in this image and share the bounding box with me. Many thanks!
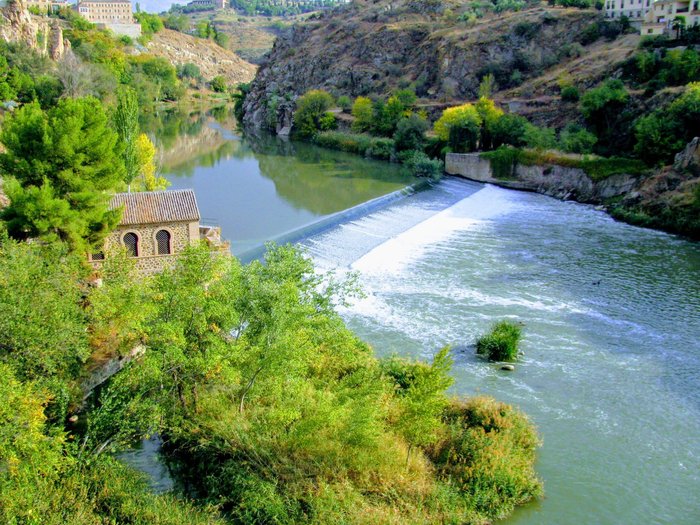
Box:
[641,0,700,35]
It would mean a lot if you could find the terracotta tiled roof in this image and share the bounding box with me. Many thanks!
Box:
[111,190,200,226]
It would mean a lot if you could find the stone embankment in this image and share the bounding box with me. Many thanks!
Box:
[445,153,638,203]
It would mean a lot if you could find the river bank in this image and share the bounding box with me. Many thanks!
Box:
[445,142,700,240]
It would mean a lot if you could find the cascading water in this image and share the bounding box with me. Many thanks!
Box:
[301,178,700,525]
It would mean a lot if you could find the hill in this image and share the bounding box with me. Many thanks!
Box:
[147,28,257,85]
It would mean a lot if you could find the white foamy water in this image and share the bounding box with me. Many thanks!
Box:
[300,178,700,525]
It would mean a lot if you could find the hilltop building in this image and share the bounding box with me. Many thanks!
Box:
[90,189,229,275]
[187,0,226,8]
[606,0,700,34]
[76,0,141,37]
[24,0,70,13]
[641,0,700,35]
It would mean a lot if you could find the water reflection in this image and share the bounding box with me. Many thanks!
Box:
[150,108,414,254]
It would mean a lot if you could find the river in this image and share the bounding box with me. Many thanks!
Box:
[151,112,700,524]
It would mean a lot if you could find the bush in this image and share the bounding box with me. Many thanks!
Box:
[402,151,444,180]
[561,85,580,102]
[559,124,597,154]
[293,89,335,138]
[337,95,352,112]
[429,397,542,520]
[481,145,521,179]
[523,123,557,150]
[210,75,227,93]
[314,131,395,160]
[393,114,428,152]
[476,320,522,361]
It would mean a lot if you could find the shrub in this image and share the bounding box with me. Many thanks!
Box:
[351,96,374,133]
[429,397,542,520]
[393,114,428,152]
[561,85,580,102]
[475,320,522,361]
[293,89,335,138]
[434,103,482,152]
[481,146,521,179]
[402,150,444,180]
[337,95,352,112]
[523,123,557,150]
[313,131,394,160]
[210,75,227,93]
[491,113,528,148]
[559,124,597,154]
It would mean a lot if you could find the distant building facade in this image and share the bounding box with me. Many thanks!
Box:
[90,189,229,275]
[25,0,70,13]
[605,0,700,34]
[641,0,700,35]
[187,0,227,9]
[75,0,141,37]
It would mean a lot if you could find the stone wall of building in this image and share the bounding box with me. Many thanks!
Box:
[92,220,196,275]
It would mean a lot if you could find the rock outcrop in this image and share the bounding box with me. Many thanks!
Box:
[0,0,69,59]
[243,2,622,131]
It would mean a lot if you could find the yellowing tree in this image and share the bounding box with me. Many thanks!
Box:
[135,134,168,191]
[475,97,504,150]
[351,96,374,133]
[433,103,482,152]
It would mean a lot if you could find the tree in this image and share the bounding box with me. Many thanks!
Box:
[394,114,428,152]
[523,123,557,150]
[560,123,597,154]
[134,133,167,191]
[491,113,528,148]
[478,73,497,98]
[434,103,482,152]
[0,98,125,249]
[475,97,504,150]
[292,89,335,138]
[113,87,140,185]
[580,79,629,135]
[351,96,373,133]
[672,15,686,40]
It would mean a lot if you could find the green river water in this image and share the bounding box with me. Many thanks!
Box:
[134,113,700,524]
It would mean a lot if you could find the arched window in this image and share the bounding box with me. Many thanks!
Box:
[123,232,138,257]
[156,229,171,255]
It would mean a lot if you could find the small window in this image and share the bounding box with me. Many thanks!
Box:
[123,232,139,257]
[91,251,105,261]
[156,229,171,255]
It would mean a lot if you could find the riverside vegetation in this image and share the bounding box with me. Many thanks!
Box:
[239,0,700,239]
[0,5,542,524]
[0,238,543,524]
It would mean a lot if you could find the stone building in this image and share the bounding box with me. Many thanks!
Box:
[90,189,229,275]
[605,0,655,27]
[76,0,141,37]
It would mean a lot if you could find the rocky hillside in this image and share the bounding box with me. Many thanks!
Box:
[1,0,69,60]
[243,1,633,130]
[147,28,257,85]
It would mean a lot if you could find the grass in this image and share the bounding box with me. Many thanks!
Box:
[476,320,522,362]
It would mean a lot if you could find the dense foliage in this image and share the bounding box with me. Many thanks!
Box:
[475,320,523,361]
[0,229,544,524]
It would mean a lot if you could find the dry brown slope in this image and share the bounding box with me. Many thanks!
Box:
[147,29,257,85]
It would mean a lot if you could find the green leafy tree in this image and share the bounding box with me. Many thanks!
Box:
[0,98,125,249]
[491,113,528,148]
[475,97,504,150]
[293,89,335,138]
[113,87,140,185]
[560,123,597,154]
[580,79,629,140]
[523,123,557,150]
[394,114,428,152]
